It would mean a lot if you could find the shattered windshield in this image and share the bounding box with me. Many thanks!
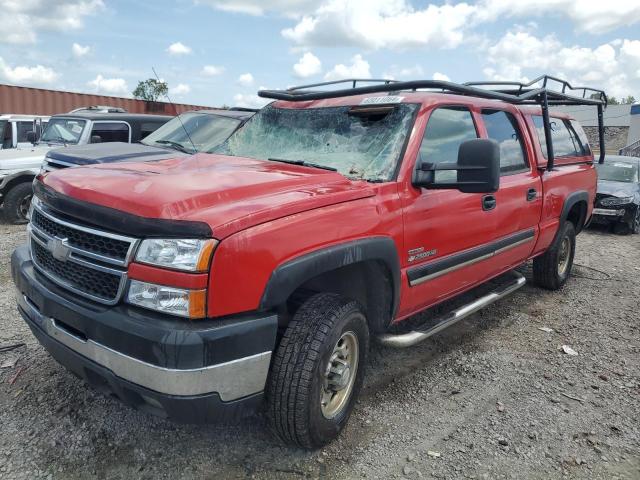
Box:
[212,103,418,181]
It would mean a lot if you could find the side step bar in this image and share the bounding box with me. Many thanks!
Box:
[377,271,526,348]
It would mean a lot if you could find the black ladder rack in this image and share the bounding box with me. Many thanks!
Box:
[259,75,607,169]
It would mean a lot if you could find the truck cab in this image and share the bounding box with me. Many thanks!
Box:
[0,114,49,149]
[0,111,171,223]
[11,76,606,448]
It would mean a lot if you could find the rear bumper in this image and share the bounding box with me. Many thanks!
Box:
[12,244,278,423]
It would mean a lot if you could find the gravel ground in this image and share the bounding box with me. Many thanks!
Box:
[0,220,638,480]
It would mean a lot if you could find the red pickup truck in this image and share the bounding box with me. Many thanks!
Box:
[12,76,606,448]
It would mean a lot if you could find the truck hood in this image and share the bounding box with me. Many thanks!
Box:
[41,153,375,238]
[0,145,51,171]
[597,179,639,199]
[47,142,186,166]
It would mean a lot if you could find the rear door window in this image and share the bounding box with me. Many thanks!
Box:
[533,116,589,158]
[569,120,591,156]
[17,121,34,143]
[481,109,528,175]
[90,122,130,143]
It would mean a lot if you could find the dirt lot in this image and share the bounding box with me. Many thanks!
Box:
[0,220,638,480]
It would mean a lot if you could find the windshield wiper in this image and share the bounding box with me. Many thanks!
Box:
[267,157,337,172]
[154,140,193,154]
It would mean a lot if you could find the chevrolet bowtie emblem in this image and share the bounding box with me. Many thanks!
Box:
[47,237,70,262]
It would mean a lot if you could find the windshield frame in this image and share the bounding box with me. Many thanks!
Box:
[40,117,87,145]
[596,161,640,183]
[211,102,420,182]
[140,112,243,153]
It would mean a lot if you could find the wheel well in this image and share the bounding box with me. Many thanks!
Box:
[566,200,588,234]
[284,260,394,333]
[1,174,34,201]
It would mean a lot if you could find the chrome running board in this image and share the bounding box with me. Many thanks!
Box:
[377,271,526,348]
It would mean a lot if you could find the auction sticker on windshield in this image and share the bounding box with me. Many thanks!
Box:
[360,96,404,105]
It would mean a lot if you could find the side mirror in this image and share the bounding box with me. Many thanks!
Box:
[413,138,500,194]
[91,135,102,143]
[26,131,37,144]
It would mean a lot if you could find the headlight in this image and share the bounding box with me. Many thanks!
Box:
[600,196,633,206]
[135,238,217,272]
[127,280,206,318]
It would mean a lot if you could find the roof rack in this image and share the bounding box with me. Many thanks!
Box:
[259,75,607,169]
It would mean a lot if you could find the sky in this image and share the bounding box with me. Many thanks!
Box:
[0,0,639,108]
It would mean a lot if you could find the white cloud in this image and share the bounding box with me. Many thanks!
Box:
[432,72,450,82]
[480,0,640,34]
[196,0,322,16]
[202,65,225,76]
[293,52,322,78]
[198,0,640,52]
[71,42,90,58]
[0,57,58,86]
[282,0,477,50]
[382,64,424,80]
[482,30,638,98]
[0,0,104,45]
[166,42,192,55]
[170,83,191,95]
[233,92,270,109]
[324,54,371,81]
[238,73,255,87]
[87,74,128,95]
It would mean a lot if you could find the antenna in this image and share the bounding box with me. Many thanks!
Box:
[151,67,197,153]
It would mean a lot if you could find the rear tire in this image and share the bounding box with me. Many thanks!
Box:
[533,222,576,290]
[2,182,33,224]
[266,293,369,449]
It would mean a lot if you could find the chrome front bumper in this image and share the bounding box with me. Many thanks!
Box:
[18,292,271,401]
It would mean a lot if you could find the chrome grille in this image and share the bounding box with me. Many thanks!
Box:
[31,239,123,302]
[28,197,137,304]
[32,209,131,262]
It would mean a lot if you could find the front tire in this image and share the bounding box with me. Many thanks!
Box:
[266,293,369,449]
[625,208,640,235]
[633,208,640,234]
[2,182,33,224]
[533,222,576,290]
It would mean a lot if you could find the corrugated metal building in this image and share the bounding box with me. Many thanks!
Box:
[0,84,216,116]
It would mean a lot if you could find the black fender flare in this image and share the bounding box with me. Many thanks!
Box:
[552,190,589,246]
[259,237,401,318]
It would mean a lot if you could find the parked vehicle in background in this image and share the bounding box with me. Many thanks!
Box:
[0,112,171,224]
[592,155,640,234]
[12,76,606,448]
[0,114,49,149]
[42,109,255,171]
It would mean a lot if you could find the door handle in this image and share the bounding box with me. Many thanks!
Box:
[527,188,537,201]
[482,195,496,211]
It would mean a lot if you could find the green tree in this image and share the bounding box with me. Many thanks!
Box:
[623,95,636,104]
[607,96,620,105]
[132,79,168,102]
